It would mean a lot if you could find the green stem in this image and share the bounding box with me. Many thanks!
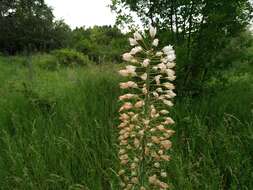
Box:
[139,54,152,187]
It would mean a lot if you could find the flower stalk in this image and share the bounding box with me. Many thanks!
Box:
[117,26,176,190]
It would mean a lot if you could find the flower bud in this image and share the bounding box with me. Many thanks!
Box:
[150,26,157,38]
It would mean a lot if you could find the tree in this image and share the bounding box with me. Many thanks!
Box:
[70,26,128,63]
[111,0,253,92]
[0,0,71,54]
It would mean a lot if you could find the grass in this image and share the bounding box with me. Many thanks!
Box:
[0,55,252,190]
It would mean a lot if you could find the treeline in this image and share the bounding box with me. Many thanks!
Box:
[0,0,128,63]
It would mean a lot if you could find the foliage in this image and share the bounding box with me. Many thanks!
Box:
[52,49,92,67]
[70,26,129,63]
[0,56,252,189]
[0,0,72,54]
[111,0,253,92]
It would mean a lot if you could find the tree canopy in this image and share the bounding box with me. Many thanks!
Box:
[112,0,253,91]
[0,0,71,54]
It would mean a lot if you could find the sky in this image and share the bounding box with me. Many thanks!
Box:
[45,0,116,29]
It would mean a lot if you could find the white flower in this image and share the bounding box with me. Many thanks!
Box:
[155,75,162,85]
[165,69,175,77]
[152,66,158,71]
[134,31,143,41]
[149,26,157,38]
[165,90,176,98]
[162,45,173,54]
[163,82,175,89]
[140,73,147,80]
[120,81,138,89]
[142,59,150,67]
[126,65,136,72]
[166,75,176,81]
[119,94,138,101]
[161,140,172,150]
[156,51,163,56]
[135,100,145,108]
[129,38,138,46]
[119,102,133,112]
[167,54,176,62]
[130,46,142,55]
[152,39,159,47]
[163,117,175,124]
[156,87,163,93]
[118,70,129,77]
[160,110,169,114]
[154,162,160,168]
[118,65,137,77]
[148,175,158,185]
[166,62,176,69]
[163,100,174,107]
[152,91,159,98]
[122,53,133,62]
[158,63,167,71]
[142,87,148,94]
[161,172,167,178]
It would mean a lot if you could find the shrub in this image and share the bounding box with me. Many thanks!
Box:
[33,54,59,70]
[52,49,91,66]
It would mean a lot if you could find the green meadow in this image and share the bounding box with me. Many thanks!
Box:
[0,55,252,190]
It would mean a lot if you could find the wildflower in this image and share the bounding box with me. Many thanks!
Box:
[167,53,176,62]
[150,26,157,38]
[134,31,143,41]
[135,100,145,108]
[161,172,167,178]
[166,62,176,69]
[155,75,162,85]
[118,26,176,189]
[165,69,175,77]
[119,102,133,112]
[149,175,158,185]
[142,87,148,94]
[152,39,159,47]
[160,140,172,150]
[163,82,175,90]
[162,45,173,55]
[122,53,134,62]
[156,87,163,93]
[142,59,150,67]
[126,65,136,72]
[140,73,147,80]
[119,94,138,101]
[158,63,167,71]
[119,169,125,175]
[163,117,175,125]
[160,110,169,115]
[130,46,142,55]
[120,81,138,89]
[152,66,158,71]
[129,38,138,46]
[154,162,160,168]
[156,51,163,56]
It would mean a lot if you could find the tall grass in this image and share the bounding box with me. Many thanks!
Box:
[0,56,252,189]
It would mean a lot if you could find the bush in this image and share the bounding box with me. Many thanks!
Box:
[52,49,91,66]
[33,54,59,70]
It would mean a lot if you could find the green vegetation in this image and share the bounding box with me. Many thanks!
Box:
[1,0,253,189]
[0,55,252,189]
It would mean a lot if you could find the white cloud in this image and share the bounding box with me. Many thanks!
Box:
[45,0,116,29]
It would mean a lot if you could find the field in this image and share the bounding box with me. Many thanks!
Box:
[0,55,252,190]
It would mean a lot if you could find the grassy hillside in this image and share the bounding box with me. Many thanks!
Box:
[0,55,252,190]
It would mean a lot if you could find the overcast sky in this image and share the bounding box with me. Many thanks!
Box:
[45,0,116,29]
